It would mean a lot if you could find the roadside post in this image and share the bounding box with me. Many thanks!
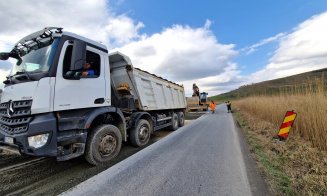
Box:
[274,110,297,141]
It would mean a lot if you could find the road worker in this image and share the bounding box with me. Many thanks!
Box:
[209,100,216,114]
[226,101,232,113]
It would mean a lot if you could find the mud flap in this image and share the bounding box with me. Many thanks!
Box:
[57,143,85,161]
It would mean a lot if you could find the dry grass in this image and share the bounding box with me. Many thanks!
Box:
[233,79,327,195]
[234,89,327,151]
[235,111,327,195]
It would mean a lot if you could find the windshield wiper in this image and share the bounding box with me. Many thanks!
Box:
[15,70,32,81]
[3,76,13,85]
[3,70,32,84]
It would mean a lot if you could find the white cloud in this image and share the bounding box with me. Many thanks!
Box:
[105,15,145,45]
[0,0,143,88]
[204,19,213,30]
[113,22,239,96]
[0,69,10,83]
[242,32,286,55]
[179,63,244,96]
[0,0,107,43]
[249,11,327,83]
[0,0,144,48]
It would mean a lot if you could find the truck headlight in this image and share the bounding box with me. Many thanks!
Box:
[28,133,49,148]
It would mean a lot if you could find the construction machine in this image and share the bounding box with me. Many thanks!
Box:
[186,84,209,111]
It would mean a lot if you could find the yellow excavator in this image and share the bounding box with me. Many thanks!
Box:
[186,84,209,111]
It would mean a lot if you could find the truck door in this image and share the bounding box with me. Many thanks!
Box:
[54,40,106,111]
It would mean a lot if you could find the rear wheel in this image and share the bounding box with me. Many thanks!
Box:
[178,112,185,127]
[85,124,122,166]
[130,119,151,147]
[170,113,179,131]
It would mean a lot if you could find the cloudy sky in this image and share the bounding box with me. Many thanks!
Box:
[0,0,327,96]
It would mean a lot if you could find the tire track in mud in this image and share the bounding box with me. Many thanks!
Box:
[0,151,34,169]
[0,157,47,173]
[0,150,96,195]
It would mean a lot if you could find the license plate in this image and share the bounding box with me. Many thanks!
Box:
[4,136,14,144]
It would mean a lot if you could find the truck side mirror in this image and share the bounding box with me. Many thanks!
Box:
[0,52,10,60]
[70,40,86,71]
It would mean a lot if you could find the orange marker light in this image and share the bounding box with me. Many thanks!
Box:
[277,111,297,140]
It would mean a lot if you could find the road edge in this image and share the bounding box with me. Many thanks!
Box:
[232,114,272,196]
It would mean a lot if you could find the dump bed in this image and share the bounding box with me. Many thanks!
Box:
[109,52,186,111]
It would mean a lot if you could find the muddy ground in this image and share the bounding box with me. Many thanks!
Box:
[0,112,205,196]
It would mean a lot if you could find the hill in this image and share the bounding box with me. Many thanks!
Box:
[211,68,327,101]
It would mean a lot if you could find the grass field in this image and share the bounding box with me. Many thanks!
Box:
[234,92,327,150]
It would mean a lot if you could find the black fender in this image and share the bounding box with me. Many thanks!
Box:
[83,107,124,128]
[57,107,127,141]
[84,107,127,141]
[129,112,153,133]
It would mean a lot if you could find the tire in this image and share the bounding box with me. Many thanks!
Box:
[178,112,185,127]
[85,124,122,166]
[130,119,151,147]
[169,113,179,131]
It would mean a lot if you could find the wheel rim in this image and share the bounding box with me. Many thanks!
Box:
[174,115,178,127]
[180,114,184,125]
[138,125,149,143]
[98,134,117,157]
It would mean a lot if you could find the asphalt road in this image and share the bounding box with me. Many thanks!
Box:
[63,105,269,196]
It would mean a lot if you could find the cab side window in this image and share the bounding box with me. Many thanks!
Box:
[84,50,100,78]
[62,45,101,78]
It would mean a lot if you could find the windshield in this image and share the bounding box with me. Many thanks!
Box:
[10,38,60,76]
[200,93,207,99]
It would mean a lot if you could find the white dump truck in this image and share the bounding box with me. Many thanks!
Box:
[0,27,186,165]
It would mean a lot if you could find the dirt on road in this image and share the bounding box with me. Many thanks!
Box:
[0,115,202,196]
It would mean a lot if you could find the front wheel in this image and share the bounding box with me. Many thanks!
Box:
[85,124,122,166]
[130,119,151,147]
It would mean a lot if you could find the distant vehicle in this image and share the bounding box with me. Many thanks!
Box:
[187,87,209,112]
[0,27,187,165]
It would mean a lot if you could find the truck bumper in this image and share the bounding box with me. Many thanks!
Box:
[0,113,57,157]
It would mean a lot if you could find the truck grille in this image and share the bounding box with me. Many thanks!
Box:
[0,100,32,135]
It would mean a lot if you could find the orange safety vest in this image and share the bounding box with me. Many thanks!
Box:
[209,102,216,110]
